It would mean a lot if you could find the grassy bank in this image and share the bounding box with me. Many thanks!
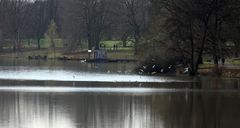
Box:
[0,39,136,60]
[0,48,135,60]
[3,39,134,49]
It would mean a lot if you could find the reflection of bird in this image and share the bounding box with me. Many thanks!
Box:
[143,66,147,69]
[81,60,86,63]
[125,70,131,74]
[117,70,122,73]
[151,72,157,75]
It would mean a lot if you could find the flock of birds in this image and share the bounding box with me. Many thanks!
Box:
[138,64,174,75]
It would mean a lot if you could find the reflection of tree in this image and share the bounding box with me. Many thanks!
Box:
[0,91,240,128]
[155,88,240,128]
[191,91,207,128]
[190,89,225,128]
[151,92,192,128]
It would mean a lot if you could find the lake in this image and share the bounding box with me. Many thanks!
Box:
[0,59,240,128]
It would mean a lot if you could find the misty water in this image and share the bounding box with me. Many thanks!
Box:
[0,59,240,128]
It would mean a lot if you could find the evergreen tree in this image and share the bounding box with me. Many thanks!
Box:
[45,20,58,57]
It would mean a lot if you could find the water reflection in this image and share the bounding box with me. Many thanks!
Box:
[0,59,239,128]
[0,92,76,128]
[0,90,239,128]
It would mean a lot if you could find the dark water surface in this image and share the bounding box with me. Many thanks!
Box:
[0,59,240,128]
[0,89,240,128]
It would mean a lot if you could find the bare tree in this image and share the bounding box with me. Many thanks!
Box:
[149,0,240,74]
[0,0,8,52]
[61,0,112,51]
[32,0,50,49]
[82,0,110,50]
[60,0,85,51]
[122,0,149,54]
[6,0,33,52]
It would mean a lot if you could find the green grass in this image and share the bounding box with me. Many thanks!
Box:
[107,49,135,59]
[101,40,134,49]
[100,40,135,59]
[40,38,64,48]
[232,59,240,65]
[2,38,65,49]
[1,39,136,59]
[101,40,121,48]
[2,39,134,50]
[203,58,240,66]
[199,64,215,69]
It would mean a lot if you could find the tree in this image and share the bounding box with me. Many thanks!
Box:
[60,0,113,51]
[45,20,58,57]
[121,0,149,54]
[47,0,58,20]
[6,0,33,52]
[60,0,85,51]
[148,0,240,75]
[0,0,9,52]
[31,0,50,49]
[81,0,111,50]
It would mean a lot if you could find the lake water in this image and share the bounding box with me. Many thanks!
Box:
[0,59,240,128]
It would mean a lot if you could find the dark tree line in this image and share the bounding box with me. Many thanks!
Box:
[0,0,58,52]
[60,0,149,53]
[148,0,240,74]
[60,0,112,51]
[0,0,150,53]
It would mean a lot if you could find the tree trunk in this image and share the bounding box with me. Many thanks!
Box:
[51,37,56,57]
[123,40,127,47]
[87,32,92,50]
[195,21,209,73]
[134,29,140,55]
[190,23,195,76]
[121,32,129,47]
[16,30,22,52]
[13,40,17,52]
[235,51,239,58]
[134,38,139,55]
[213,55,221,75]
[37,38,41,49]
[235,43,240,57]
[95,35,100,50]
[0,30,3,52]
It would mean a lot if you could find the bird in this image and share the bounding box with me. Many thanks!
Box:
[152,65,156,69]
[161,69,164,73]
